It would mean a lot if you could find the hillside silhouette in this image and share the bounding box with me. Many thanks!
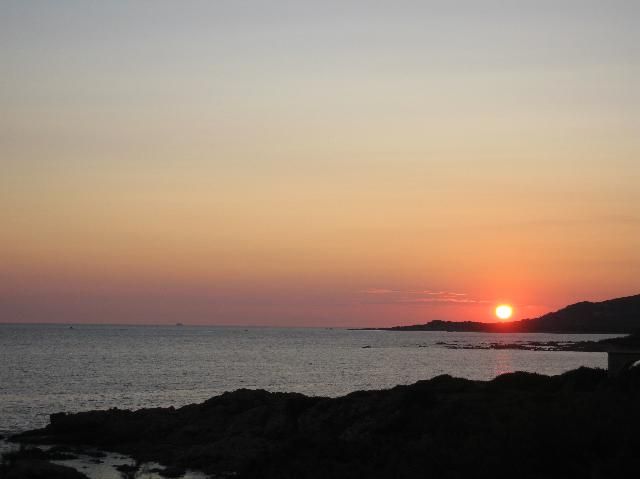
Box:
[379,294,640,333]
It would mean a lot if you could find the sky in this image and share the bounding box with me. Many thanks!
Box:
[1,1,639,326]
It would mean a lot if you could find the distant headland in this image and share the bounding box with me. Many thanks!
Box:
[359,294,640,334]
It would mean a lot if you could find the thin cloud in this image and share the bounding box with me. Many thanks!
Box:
[360,288,397,295]
[361,289,467,297]
[360,288,486,305]
[395,298,491,304]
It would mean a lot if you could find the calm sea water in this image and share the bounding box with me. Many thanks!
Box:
[0,323,619,435]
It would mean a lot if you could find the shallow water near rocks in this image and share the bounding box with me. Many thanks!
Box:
[51,454,210,479]
[0,441,210,479]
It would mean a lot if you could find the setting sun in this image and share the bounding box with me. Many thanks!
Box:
[495,305,513,321]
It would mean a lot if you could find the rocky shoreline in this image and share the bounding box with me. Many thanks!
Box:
[436,332,640,352]
[0,447,90,479]
[5,365,640,479]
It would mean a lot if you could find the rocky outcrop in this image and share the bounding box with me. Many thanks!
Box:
[12,367,640,479]
[437,332,640,351]
[0,448,88,479]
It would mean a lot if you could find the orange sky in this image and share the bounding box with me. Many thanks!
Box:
[1,2,639,326]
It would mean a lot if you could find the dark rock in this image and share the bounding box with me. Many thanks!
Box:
[114,463,139,479]
[84,450,106,458]
[46,446,78,461]
[114,463,138,473]
[0,448,88,479]
[150,466,186,478]
[0,461,89,479]
[11,367,640,479]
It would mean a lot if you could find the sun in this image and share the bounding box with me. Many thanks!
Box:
[495,304,513,321]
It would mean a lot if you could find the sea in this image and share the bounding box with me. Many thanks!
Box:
[0,323,621,478]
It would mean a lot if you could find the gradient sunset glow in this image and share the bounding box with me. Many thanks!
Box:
[2,1,639,327]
